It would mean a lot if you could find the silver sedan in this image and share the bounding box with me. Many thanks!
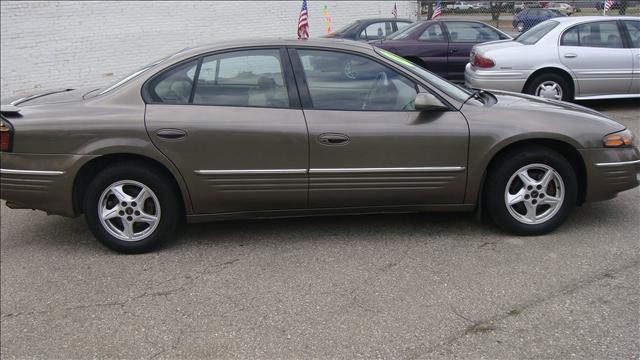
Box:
[465,16,640,101]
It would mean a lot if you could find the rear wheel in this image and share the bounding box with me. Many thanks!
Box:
[83,163,180,253]
[484,147,577,236]
[525,73,572,101]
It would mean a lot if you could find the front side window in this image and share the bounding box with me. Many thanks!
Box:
[446,22,502,43]
[418,24,445,41]
[561,21,624,48]
[516,20,559,45]
[297,50,418,111]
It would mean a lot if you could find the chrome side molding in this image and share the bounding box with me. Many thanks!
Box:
[194,166,465,175]
[595,159,640,167]
[0,168,65,176]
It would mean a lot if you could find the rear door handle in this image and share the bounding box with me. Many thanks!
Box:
[155,128,187,140]
[318,133,350,146]
[564,53,578,58]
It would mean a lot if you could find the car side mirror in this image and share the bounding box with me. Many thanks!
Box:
[414,93,448,111]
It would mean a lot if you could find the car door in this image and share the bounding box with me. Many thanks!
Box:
[289,48,469,208]
[144,48,309,214]
[443,21,506,80]
[559,21,633,97]
[412,22,450,78]
[622,20,640,94]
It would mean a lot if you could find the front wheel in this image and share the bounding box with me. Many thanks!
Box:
[83,163,180,253]
[484,147,577,236]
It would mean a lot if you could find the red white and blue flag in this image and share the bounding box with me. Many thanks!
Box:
[298,0,309,39]
[432,0,442,19]
[392,2,398,18]
[603,0,615,13]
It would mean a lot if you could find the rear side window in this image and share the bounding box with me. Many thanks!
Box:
[148,60,198,104]
[446,22,503,42]
[561,21,624,48]
[193,49,289,108]
[418,24,445,41]
[516,20,558,44]
[359,22,393,41]
[146,49,289,108]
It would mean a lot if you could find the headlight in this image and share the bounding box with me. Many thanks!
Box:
[603,129,635,148]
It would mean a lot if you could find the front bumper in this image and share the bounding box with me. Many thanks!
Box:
[0,153,95,217]
[580,147,640,202]
[464,63,529,93]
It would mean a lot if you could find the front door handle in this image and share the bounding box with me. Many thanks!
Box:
[155,128,187,140]
[318,133,350,146]
[564,53,578,58]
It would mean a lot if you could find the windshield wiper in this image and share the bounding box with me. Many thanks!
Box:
[463,89,486,105]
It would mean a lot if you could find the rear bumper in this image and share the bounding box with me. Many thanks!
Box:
[0,153,95,216]
[580,147,640,202]
[464,63,529,93]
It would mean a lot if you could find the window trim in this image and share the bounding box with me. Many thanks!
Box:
[559,20,630,49]
[287,46,454,112]
[141,46,301,109]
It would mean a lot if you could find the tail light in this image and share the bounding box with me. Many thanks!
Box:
[471,52,495,68]
[0,117,14,152]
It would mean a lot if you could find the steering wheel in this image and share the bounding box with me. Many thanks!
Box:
[362,72,387,110]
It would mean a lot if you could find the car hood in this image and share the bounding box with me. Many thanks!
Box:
[481,90,625,130]
[1,87,98,108]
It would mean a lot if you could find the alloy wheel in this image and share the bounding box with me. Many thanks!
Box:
[504,164,565,225]
[98,180,161,241]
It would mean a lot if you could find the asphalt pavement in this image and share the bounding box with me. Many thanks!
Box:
[1,99,639,359]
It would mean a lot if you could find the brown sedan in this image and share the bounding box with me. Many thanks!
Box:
[1,39,638,253]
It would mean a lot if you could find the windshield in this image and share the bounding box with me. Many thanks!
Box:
[515,20,559,44]
[386,21,424,40]
[375,48,471,103]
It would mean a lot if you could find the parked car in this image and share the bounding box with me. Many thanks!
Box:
[513,7,565,32]
[446,1,477,12]
[2,39,639,253]
[373,20,511,81]
[466,16,640,101]
[545,2,574,15]
[323,18,413,42]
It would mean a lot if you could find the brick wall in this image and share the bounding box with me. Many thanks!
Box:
[0,0,419,97]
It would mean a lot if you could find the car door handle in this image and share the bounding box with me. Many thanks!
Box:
[155,128,187,140]
[318,133,350,146]
[564,53,578,58]
[450,48,459,54]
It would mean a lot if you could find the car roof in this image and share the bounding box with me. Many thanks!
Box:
[551,15,640,26]
[170,38,375,61]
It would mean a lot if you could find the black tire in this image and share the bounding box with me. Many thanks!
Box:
[83,162,180,253]
[484,146,577,236]
[525,73,573,101]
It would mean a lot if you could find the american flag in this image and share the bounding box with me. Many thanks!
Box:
[432,0,442,20]
[297,0,309,40]
[391,2,398,17]
[603,0,614,13]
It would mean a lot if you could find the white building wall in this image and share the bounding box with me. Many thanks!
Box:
[0,0,419,97]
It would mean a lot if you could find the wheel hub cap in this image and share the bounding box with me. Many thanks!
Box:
[536,81,563,100]
[98,180,161,242]
[504,164,565,225]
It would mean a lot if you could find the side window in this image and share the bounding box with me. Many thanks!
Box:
[561,27,580,46]
[192,49,289,108]
[623,20,640,48]
[396,21,412,31]
[418,24,445,41]
[568,21,624,48]
[297,50,418,111]
[148,60,198,104]
[360,22,388,41]
[447,22,501,43]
